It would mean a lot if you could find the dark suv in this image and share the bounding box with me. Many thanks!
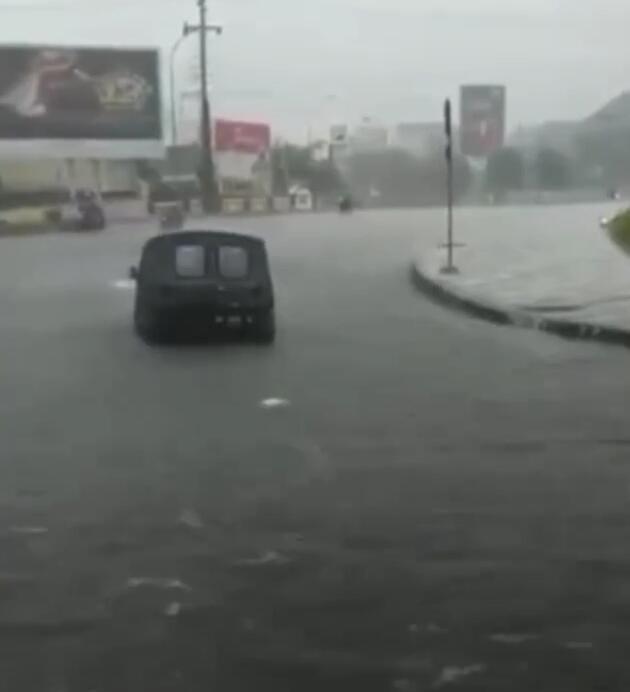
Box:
[131,230,275,343]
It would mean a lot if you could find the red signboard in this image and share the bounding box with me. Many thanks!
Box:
[459,85,506,158]
[214,119,271,154]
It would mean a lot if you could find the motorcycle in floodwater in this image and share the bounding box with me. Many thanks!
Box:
[338,195,353,213]
[75,189,106,231]
[156,201,185,231]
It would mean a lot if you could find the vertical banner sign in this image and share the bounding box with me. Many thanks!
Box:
[459,84,506,158]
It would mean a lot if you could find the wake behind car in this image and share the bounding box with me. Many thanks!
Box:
[130,230,275,343]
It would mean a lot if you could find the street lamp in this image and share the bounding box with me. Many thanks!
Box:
[183,0,223,213]
[169,33,190,146]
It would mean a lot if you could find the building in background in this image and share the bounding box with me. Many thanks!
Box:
[393,122,446,159]
[459,85,506,158]
[584,91,630,130]
[509,121,579,155]
[349,122,388,153]
[330,124,348,148]
[508,91,630,162]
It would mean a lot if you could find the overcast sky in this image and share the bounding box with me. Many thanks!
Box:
[0,0,628,141]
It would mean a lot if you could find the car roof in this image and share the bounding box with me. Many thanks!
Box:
[143,230,266,253]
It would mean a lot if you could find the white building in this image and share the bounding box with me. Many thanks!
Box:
[393,122,446,158]
[0,159,140,196]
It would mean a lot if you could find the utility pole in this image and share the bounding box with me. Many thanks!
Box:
[184,1,222,213]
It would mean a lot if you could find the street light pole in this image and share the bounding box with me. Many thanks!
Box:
[169,34,188,146]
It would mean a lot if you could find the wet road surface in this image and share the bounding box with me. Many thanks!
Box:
[0,208,630,691]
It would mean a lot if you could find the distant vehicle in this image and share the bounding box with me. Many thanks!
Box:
[74,188,105,230]
[130,230,275,344]
[147,177,195,215]
[338,194,353,213]
[155,200,185,232]
[147,145,203,214]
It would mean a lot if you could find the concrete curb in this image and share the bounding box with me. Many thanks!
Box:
[410,260,630,349]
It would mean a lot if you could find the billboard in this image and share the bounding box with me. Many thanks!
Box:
[214,119,272,197]
[0,45,163,159]
[459,85,506,158]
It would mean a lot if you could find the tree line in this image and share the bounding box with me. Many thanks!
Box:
[272,129,628,207]
[271,143,472,207]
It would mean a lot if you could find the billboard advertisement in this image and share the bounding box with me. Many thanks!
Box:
[214,119,272,197]
[0,45,163,159]
[459,85,506,158]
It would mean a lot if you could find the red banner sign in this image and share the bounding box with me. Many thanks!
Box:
[459,85,506,158]
[214,119,271,154]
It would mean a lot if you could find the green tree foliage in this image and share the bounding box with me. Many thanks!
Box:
[486,147,525,195]
[271,144,343,198]
[344,149,471,207]
[534,148,572,189]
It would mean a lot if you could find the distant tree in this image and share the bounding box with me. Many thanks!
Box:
[486,147,524,197]
[345,148,471,207]
[452,154,473,200]
[271,143,343,199]
[534,148,572,189]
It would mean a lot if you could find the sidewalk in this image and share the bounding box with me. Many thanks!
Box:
[412,203,630,344]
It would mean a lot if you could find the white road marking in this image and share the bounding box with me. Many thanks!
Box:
[235,551,291,567]
[434,664,486,688]
[259,398,291,409]
[8,526,48,535]
[178,509,204,530]
[489,633,538,645]
[564,641,594,650]
[125,578,192,591]
[111,279,135,290]
[164,602,182,617]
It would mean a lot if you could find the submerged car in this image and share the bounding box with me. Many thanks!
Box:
[130,230,275,343]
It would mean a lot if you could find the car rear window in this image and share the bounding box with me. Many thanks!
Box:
[218,245,249,279]
[175,245,206,278]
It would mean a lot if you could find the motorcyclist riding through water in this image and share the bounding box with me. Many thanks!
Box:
[339,194,353,213]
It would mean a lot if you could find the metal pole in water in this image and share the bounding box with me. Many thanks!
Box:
[442,98,458,274]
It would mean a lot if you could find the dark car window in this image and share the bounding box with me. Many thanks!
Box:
[218,245,249,279]
[175,244,206,278]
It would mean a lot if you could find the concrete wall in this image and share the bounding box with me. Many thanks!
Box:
[0,160,140,195]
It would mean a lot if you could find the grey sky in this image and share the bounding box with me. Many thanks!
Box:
[1,0,628,141]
